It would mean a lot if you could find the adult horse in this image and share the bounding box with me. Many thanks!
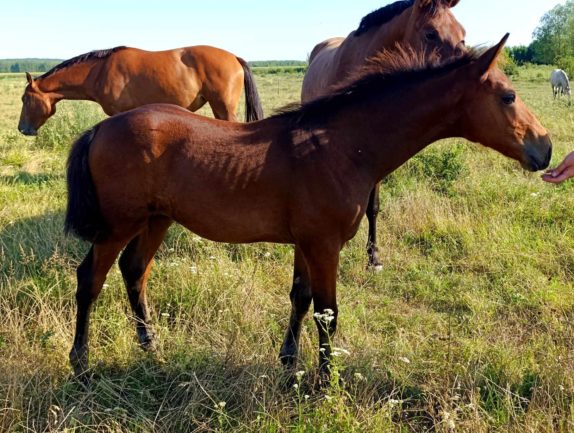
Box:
[18,45,263,136]
[302,0,466,269]
[551,69,571,101]
[64,35,551,377]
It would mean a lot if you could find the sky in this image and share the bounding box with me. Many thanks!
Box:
[0,0,566,61]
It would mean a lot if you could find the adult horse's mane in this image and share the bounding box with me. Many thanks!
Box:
[39,46,128,79]
[354,0,416,37]
[273,47,481,127]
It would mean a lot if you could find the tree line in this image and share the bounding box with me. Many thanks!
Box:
[0,59,60,74]
[508,0,574,75]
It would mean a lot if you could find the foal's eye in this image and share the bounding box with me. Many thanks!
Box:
[502,93,516,105]
[425,30,439,41]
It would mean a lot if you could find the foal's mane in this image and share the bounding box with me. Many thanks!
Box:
[38,46,128,79]
[272,47,480,127]
[354,0,416,36]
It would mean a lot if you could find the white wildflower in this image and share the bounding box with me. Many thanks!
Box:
[295,370,305,380]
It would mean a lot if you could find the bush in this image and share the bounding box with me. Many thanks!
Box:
[556,55,574,78]
[500,49,519,77]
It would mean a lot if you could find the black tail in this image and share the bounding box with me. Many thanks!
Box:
[237,57,264,122]
[64,126,109,243]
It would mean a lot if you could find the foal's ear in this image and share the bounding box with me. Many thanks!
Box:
[475,33,509,82]
[25,72,34,85]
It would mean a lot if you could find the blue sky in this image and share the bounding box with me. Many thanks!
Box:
[0,0,565,60]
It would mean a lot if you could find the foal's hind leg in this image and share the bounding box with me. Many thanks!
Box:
[366,182,383,270]
[118,216,172,351]
[279,247,312,368]
[70,241,126,377]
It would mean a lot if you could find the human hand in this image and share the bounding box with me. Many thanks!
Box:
[542,151,574,184]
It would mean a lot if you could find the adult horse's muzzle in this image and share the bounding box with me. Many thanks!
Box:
[523,134,552,172]
[18,125,38,136]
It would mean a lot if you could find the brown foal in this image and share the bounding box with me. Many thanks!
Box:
[64,35,551,377]
[18,45,263,136]
[302,0,466,269]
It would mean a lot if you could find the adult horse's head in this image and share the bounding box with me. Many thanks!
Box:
[18,73,59,136]
[460,34,551,171]
[402,0,466,59]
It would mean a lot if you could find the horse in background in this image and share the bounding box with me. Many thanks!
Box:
[551,69,571,102]
[18,45,264,136]
[63,35,551,378]
[301,0,466,269]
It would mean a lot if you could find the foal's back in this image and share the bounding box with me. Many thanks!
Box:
[89,104,295,243]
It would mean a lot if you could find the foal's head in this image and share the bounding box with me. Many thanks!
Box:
[403,0,466,59]
[18,73,58,136]
[458,34,551,171]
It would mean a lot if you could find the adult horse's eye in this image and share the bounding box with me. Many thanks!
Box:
[502,93,516,105]
[425,30,439,41]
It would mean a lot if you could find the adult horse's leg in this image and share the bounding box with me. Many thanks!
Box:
[279,247,312,368]
[366,182,383,270]
[208,97,239,122]
[70,241,126,377]
[301,241,341,375]
[118,216,172,351]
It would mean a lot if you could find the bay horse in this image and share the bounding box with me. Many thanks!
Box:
[64,35,551,378]
[302,0,466,270]
[17,45,263,135]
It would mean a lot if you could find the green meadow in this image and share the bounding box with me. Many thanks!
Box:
[1,65,574,432]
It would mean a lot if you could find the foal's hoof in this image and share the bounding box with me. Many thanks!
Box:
[141,337,158,352]
[367,262,384,273]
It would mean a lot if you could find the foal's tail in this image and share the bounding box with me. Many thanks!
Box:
[64,126,109,243]
[237,57,264,122]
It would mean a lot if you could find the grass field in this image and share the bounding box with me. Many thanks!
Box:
[1,65,574,432]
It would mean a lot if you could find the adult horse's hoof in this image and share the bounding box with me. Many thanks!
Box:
[69,347,89,379]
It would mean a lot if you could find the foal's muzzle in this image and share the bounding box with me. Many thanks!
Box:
[524,135,552,171]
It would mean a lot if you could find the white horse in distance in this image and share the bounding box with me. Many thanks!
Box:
[551,69,571,101]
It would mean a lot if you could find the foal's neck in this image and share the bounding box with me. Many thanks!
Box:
[36,60,102,101]
[331,72,464,184]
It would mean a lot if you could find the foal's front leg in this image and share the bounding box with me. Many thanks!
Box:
[301,242,341,375]
[279,247,312,368]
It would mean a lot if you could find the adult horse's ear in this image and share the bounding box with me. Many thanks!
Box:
[476,33,509,82]
[415,0,434,9]
[444,0,461,7]
[26,72,34,85]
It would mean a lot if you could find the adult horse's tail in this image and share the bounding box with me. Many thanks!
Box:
[237,57,264,122]
[64,126,109,243]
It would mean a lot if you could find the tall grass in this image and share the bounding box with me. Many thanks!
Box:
[1,67,574,432]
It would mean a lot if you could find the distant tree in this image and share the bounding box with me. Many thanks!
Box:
[531,1,574,64]
[508,45,534,65]
[10,63,20,73]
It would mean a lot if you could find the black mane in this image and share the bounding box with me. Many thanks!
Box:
[39,46,128,79]
[271,48,480,128]
[355,0,415,36]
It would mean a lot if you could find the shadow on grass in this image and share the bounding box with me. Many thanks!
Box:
[12,349,435,433]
